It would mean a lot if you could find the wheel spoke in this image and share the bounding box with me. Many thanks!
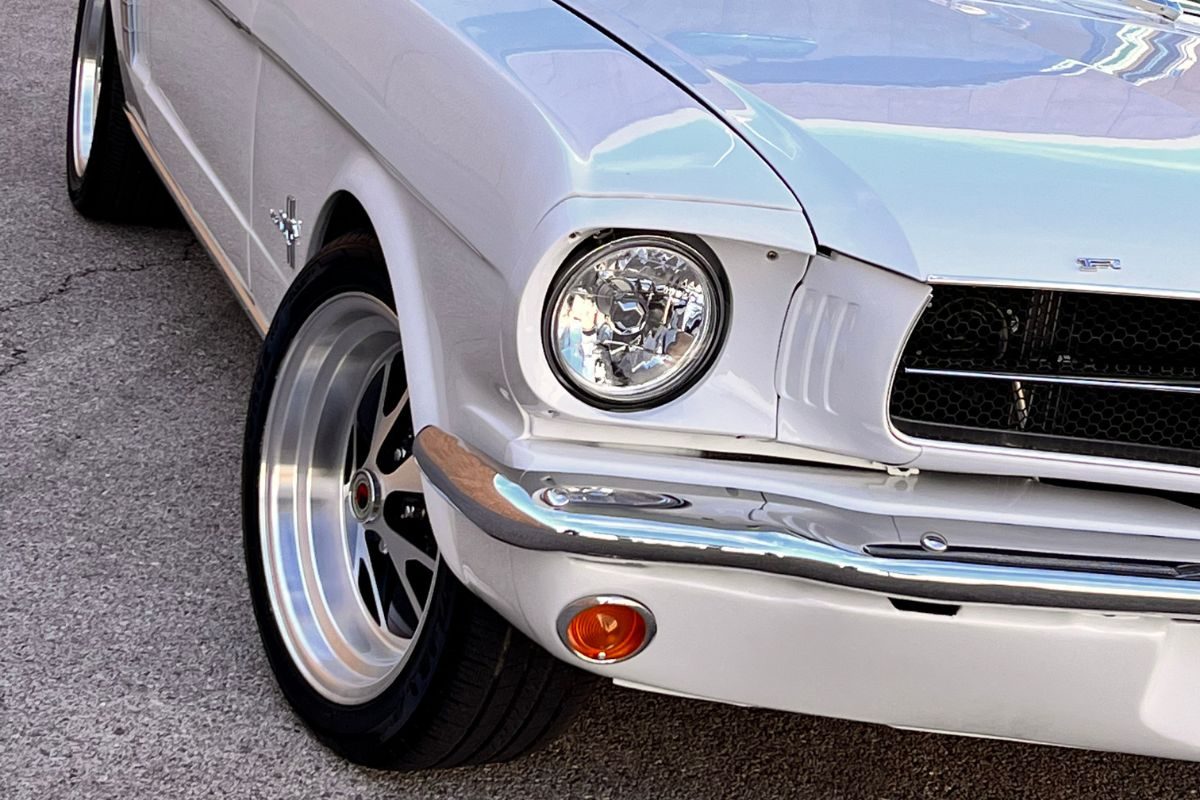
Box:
[374,359,394,431]
[398,569,425,616]
[343,424,357,483]
[350,527,387,627]
[353,368,385,470]
[369,388,409,469]
[380,453,424,495]
[378,525,437,574]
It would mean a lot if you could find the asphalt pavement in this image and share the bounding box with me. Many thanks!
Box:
[5,2,1200,798]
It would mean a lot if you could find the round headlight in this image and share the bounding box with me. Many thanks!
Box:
[544,235,727,408]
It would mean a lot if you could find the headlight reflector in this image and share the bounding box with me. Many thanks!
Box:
[545,236,726,407]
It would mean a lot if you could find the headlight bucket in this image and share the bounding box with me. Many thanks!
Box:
[542,234,729,410]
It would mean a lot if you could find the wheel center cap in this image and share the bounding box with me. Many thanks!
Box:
[348,469,382,523]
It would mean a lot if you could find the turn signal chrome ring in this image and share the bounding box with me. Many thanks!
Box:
[556,595,657,665]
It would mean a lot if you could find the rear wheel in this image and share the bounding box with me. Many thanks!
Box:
[243,234,596,769]
[66,0,175,223]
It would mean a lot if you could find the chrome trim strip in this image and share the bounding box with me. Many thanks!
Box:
[926,275,1200,302]
[892,430,1200,481]
[904,367,1200,395]
[415,426,1200,618]
[206,0,251,34]
[124,107,269,336]
[864,543,1199,580]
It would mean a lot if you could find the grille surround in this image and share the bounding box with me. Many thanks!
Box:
[890,286,1200,468]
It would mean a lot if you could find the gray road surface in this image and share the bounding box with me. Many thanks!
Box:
[4,2,1200,798]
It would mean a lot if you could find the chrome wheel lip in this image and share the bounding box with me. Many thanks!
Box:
[259,292,437,706]
[72,0,107,178]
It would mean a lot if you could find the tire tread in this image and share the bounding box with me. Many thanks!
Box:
[389,588,599,770]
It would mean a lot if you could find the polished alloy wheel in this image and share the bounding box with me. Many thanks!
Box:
[244,236,595,768]
[71,0,107,178]
[259,293,438,705]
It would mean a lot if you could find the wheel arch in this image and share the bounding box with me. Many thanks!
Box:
[308,170,442,428]
[304,163,528,580]
[308,190,376,260]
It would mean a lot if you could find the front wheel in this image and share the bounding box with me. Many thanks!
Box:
[242,234,596,769]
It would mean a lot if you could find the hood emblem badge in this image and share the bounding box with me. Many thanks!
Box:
[1122,0,1182,22]
[270,196,303,269]
[1077,257,1122,273]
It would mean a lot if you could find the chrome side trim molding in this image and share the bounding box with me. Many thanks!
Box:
[124,107,269,336]
[414,425,1200,618]
[904,367,1200,395]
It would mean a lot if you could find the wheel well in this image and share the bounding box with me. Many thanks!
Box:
[313,192,377,257]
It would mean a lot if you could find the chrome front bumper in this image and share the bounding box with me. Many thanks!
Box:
[414,427,1200,618]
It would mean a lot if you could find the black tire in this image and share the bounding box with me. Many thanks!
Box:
[242,233,597,770]
[66,0,176,224]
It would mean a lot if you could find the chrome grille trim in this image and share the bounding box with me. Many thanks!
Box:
[903,368,1200,396]
[926,275,1200,302]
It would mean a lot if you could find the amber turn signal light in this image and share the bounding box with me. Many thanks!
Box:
[560,597,655,663]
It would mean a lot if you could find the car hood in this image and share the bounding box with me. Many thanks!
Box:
[560,0,1200,295]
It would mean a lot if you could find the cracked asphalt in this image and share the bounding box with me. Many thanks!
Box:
[6,2,1200,799]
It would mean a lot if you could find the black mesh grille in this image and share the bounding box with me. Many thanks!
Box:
[890,286,1200,467]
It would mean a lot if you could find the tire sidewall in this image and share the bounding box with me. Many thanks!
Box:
[241,236,457,756]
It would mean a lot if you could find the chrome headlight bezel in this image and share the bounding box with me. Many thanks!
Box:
[541,233,730,411]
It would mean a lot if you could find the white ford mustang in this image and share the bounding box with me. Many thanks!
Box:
[67,0,1200,767]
